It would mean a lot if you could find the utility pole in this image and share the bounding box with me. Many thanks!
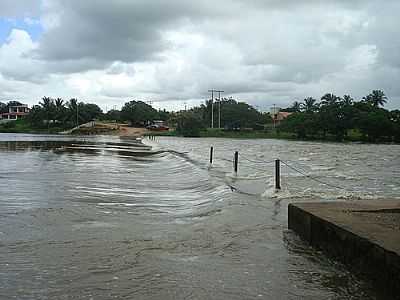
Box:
[215,90,224,128]
[208,90,217,128]
[184,101,187,111]
[76,103,79,127]
[272,104,276,130]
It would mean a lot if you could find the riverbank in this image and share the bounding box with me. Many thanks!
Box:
[146,128,400,144]
[1,120,398,144]
[146,129,295,139]
[0,119,62,134]
[0,120,149,137]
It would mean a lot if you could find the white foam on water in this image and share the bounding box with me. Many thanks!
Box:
[297,157,310,161]
[310,165,335,171]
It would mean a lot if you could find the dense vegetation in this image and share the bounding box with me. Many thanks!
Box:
[164,91,400,142]
[280,90,400,142]
[0,98,103,133]
[1,90,399,142]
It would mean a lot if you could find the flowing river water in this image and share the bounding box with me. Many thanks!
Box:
[0,133,399,299]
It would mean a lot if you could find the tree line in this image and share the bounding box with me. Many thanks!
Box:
[280,90,400,142]
[27,97,103,129]
[1,90,399,142]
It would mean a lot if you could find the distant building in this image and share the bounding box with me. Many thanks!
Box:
[275,111,292,122]
[272,111,293,125]
[0,104,30,121]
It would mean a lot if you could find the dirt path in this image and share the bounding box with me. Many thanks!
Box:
[117,125,149,137]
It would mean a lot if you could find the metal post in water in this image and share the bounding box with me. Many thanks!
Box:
[275,159,281,190]
[234,151,239,173]
[210,146,214,164]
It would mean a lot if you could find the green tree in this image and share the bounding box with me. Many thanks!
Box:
[319,93,347,140]
[0,102,7,113]
[355,108,392,142]
[321,93,340,106]
[301,97,319,113]
[40,97,56,131]
[104,109,121,122]
[280,113,319,138]
[121,100,157,126]
[291,101,302,112]
[67,98,79,126]
[363,90,387,107]
[203,98,262,129]
[282,101,301,113]
[79,103,103,122]
[157,109,170,121]
[176,112,204,137]
[390,109,400,142]
[342,95,354,106]
[54,98,66,125]
[27,105,45,127]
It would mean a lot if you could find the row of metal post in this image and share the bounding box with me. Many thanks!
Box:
[209,146,281,190]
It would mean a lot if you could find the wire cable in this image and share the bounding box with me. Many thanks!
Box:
[214,156,234,163]
[227,183,261,196]
[281,160,344,190]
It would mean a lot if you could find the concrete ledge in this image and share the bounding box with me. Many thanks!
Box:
[288,200,400,297]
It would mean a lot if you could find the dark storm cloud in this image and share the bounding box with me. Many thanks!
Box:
[36,0,224,66]
[36,0,400,80]
[1,0,400,109]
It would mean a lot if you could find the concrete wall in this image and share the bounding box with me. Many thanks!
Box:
[288,203,400,298]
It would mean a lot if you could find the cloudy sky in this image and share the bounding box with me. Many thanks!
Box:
[0,0,399,111]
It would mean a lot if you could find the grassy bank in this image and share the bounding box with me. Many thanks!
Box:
[0,119,64,134]
[147,128,296,139]
[147,128,393,143]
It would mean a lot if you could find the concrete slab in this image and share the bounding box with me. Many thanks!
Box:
[288,200,400,298]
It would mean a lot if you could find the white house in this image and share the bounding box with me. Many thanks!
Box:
[0,104,30,121]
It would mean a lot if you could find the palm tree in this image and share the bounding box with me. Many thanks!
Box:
[40,97,54,131]
[67,98,79,126]
[290,101,301,112]
[54,98,65,125]
[371,90,387,107]
[321,93,339,106]
[301,97,318,113]
[40,96,52,110]
[342,95,354,106]
[55,98,64,109]
[363,90,387,107]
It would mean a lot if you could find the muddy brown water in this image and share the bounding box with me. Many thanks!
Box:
[0,133,399,299]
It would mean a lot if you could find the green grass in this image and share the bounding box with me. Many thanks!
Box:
[198,129,296,139]
[0,119,64,134]
[148,128,296,139]
[148,128,384,143]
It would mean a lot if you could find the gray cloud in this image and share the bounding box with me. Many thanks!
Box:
[0,0,38,18]
[0,0,400,109]
[36,0,225,66]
